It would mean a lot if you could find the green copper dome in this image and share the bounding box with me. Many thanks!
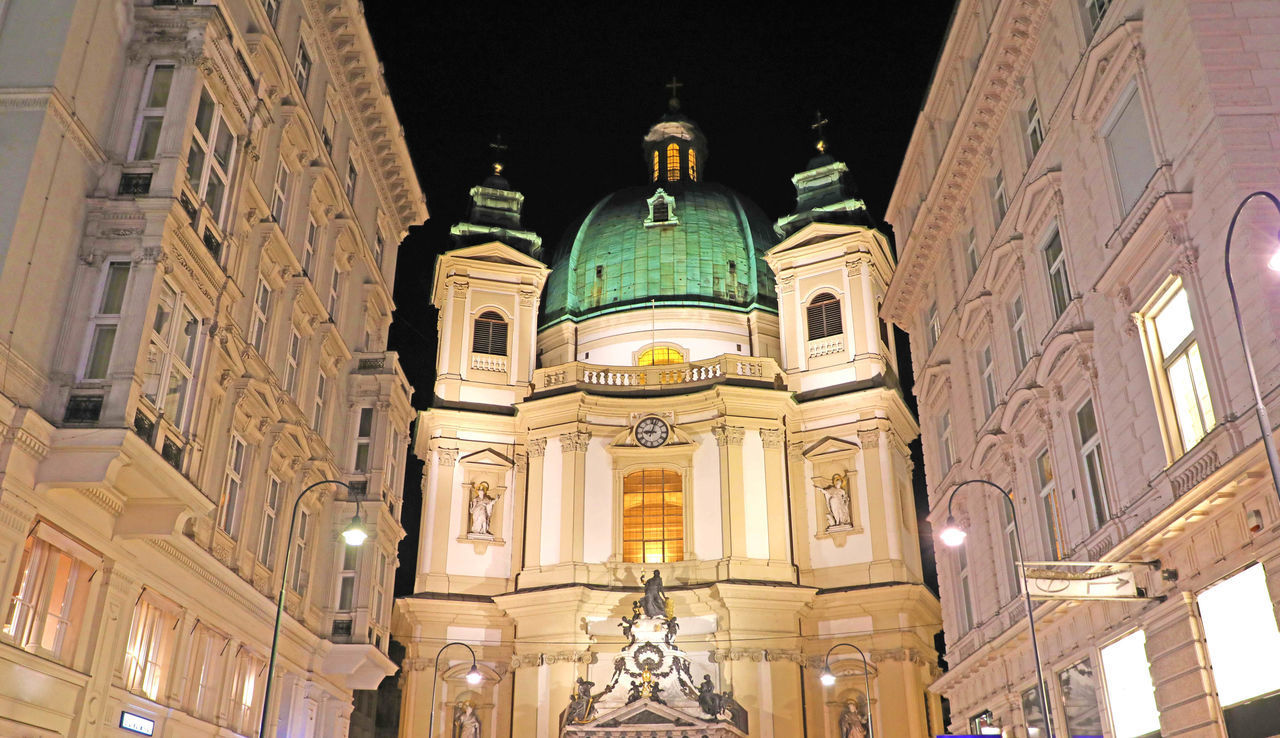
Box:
[541,182,779,327]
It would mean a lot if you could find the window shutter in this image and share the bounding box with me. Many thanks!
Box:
[472,312,508,356]
[806,293,842,340]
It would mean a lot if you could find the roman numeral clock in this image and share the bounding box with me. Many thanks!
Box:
[634,416,670,448]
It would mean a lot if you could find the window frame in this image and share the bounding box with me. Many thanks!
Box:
[122,593,179,701]
[328,263,342,318]
[185,87,236,226]
[322,101,337,155]
[1075,397,1111,530]
[284,327,302,396]
[337,543,359,611]
[964,230,979,279]
[129,62,176,161]
[256,474,282,565]
[1035,449,1062,560]
[294,38,312,96]
[979,343,998,418]
[345,157,359,203]
[1141,277,1216,457]
[249,276,271,354]
[1044,226,1072,321]
[1103,85,1158,217]
[271,159,290,228]
[924,302,941,353]
[806,292,843,342]
[289,508,311,593]
[82,261,132,380]
[218,434,248,537]
[229,648,265,734]
[353,406,374,473]
[141,281,201,429]
[2,525,100,665]
[303,216,318,275]
[1010,292,1031,371]
[665,143,680,181]
[186,622,227,719]
[1026,97,1044,158]
[471,310,509,357]
[621,468,685,564]
[955,545,974,632]
[312,371,328,432]
[992,170,1008,226]
[937,411,955,471]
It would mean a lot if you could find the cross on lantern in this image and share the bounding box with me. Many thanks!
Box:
[488,133,507,174]
[812,110,829,153]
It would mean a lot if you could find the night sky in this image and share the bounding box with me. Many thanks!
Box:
[361,2,959,597]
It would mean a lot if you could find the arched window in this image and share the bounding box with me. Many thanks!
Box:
[622,469,683,563]
[688,149,697,181]
[665,143,681,181]
[806,292,843,340]
[651,150,659,182]
[472,311,508,356]
[637,346,683,366]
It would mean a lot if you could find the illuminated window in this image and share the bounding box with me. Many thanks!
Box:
[688,149,698,181]
[186,623,226,719]
[622,469,683,563]
[1099,630,1160,738]
[1198,564,1280,709]
[1036,450,1063,560]
[472,311,508,356]
[806,292,842,340]
[637,347,684,366]
[665,143,680,181]
[1146,281,1215,454]
[3,526,98,664]
[652,150,659,182]
[230,649,265,734]
[123,595,177,700]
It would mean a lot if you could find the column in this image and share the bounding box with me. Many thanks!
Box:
[714,424,747,569]
[760,428,790,563]
[1144,592,1226,738]
[559,431,590,563]
[424,446,457,590]
[523,438,547,568]
[857,426,893,581]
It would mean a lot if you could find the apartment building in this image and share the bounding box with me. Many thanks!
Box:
[884,1,1280,736]
[0,0,424,735]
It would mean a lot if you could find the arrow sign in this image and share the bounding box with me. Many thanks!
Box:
[1024,566,1142,601]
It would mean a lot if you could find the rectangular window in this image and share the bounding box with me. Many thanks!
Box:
[186,624,225,720]
[249,277,271,354]
[229,650,264,734]
[1059,659,1104,737]
[964,230,979,278]
[141,283,199,426]
[925,302,941,352]
[1076,399,1110,530]
[289,510,310,592]
[185,88,235,225]
[1148,282,1215,453]
[992,170,1008,225]
[322,102,337,155]
[1106,89,1157,215]
[345,158,359,203]
[303,217,318,275]
[218,435,247,536]
[284,329,301,396]
[938,412,955,471]
[257,474,281,565]
[295,39,312,95]
[969,710,999,735]
[1197,564,1280,708]
[385,430,399,498]
[1026,98,1044,157]
[1100,630,1161,738]
[312,372,327,432]
[354,407,374,473]
[122,596,177,701]
[328,265,341,317]
[1036,450,1061,560]
[373,229,385,267]
[371,550,388,622]
[979,344,997,418]
[1044,229,1071,320]
[85,262,131,379]
[262,0,279,24]
[1021,687,1049,738]
[271,160,290,227]
[956,546,974,631]
[1001,497,1021,597]
[131,64,175,160]
[337,544,358,611]
[2,527,98,663]
[1085,0,1113,33]
[1010,293,1031,371]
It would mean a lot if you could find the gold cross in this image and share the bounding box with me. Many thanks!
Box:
[666,75,683,99]
[812,111,829,153]
[489,133,508,174]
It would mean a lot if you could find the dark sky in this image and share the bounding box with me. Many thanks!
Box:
[362,2,959,596]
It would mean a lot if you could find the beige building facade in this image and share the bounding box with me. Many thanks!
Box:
[884,1,1280,736]
[0,0,424,735]
[395,112,942,737]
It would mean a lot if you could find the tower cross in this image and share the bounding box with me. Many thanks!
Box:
[488,134,508,174]
[812,110,829,153]
[666,75,683,99]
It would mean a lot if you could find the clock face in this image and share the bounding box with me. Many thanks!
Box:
[635,417,670,448]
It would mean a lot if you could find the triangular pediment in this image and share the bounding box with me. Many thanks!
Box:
[767,221,861,257]
[802,436,861,460]
[444,240,547,269]
[457,447,514,469]
[564,698,748,737]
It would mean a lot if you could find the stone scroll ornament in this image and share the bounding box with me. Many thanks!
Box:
[821,473,854,530]
[467,482,497,537]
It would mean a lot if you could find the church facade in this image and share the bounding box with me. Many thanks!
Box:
[394,105,941,738]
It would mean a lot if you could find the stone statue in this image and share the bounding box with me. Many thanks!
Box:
[453,701,481,738]
[663,614,679,648]
[821,474,853,529]
[839,700,866,738]
[697,674,729,718]
[468,482,497,536]
[639,569,667,618]
[564,677,599,725]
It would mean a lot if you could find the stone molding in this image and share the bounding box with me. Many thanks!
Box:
[527,437,547,458]
[560,431,591,453]
[712,425,745,447]
[760,428,784,449]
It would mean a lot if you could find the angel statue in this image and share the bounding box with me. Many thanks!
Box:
[468,482,497,536]
[453,701,481,738]
[821,474,853,529]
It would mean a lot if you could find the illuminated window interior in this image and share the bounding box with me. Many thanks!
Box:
[651,150,659,182]
[665,143,681,181]
[688,149,698,181]
[622,469,683,563]
[637,347,683,366]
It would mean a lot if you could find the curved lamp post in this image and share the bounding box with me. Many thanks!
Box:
[1223,190,1280,501]
[938,479,1054,738]
[818,642,875,738]
[427,641,485,737]
[259,479,368,738]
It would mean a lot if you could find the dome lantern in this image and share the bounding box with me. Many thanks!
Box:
[642,77,707,184]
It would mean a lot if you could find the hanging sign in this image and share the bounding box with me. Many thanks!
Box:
[1023,561,1150,600]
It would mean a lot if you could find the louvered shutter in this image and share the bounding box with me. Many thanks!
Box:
[472,312,508,356]
[806,294,842,340]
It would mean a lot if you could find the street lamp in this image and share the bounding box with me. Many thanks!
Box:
[427,641,485,737]
[259,480,366,738]
[1223,190,1280,502]
[938,479,1055,738]
[818,642,875,738]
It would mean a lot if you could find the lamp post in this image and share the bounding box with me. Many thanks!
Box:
[938,479,1055,738]
[1223,190,1280,502]
[426,641,485,738]
[818,642,875,738]
[259,479,368,738]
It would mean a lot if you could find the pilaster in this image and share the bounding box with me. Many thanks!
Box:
[1145,592,1226,738]
[714,424,748,569]
[760,427,790,563]
[524,437,547,568]
[559,431,590,563]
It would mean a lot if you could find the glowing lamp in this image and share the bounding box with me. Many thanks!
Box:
[466,666,484,685]
[1268,246,1280,272]
[939,516,967,548]
[341,514,368,546]
[819,670,836,687]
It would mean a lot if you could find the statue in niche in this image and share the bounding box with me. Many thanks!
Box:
[821,474,853,530]
[839,700,867,738]
[468,482,497,537]
[639,569,667,618]
[453,701,481,738]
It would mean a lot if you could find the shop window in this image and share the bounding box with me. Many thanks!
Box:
[622,469,683,563]
[1100,630,1161,738]
[122,594,178,701]
[1198,564,1280,710]
[2,526,98,664]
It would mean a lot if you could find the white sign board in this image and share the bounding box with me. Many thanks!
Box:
[120,712,155,736]
[1025,569,1139,600]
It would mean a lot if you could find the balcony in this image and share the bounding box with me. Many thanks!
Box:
[532,354,782,395]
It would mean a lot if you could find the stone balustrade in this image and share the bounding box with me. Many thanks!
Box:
[533,354,779,393]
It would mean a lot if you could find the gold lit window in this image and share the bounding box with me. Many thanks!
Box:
[666,143,681,181]
[622,469,683,563]
[688,149,697,181]
[652,150,659,182]
[637,347,683,366]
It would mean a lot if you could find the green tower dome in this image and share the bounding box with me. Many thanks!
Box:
[542,110,778,328]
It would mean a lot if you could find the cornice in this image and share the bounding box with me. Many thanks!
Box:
[0,88,106,167]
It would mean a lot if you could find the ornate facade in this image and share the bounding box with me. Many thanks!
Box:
[0,0,423,735]
[395,106,941,737]
[885,1,1280,736]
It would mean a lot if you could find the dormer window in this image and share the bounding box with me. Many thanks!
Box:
[665,143,681,181]
[688,149,698,181]
[651,150,659,182]
[644,189,678,228]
